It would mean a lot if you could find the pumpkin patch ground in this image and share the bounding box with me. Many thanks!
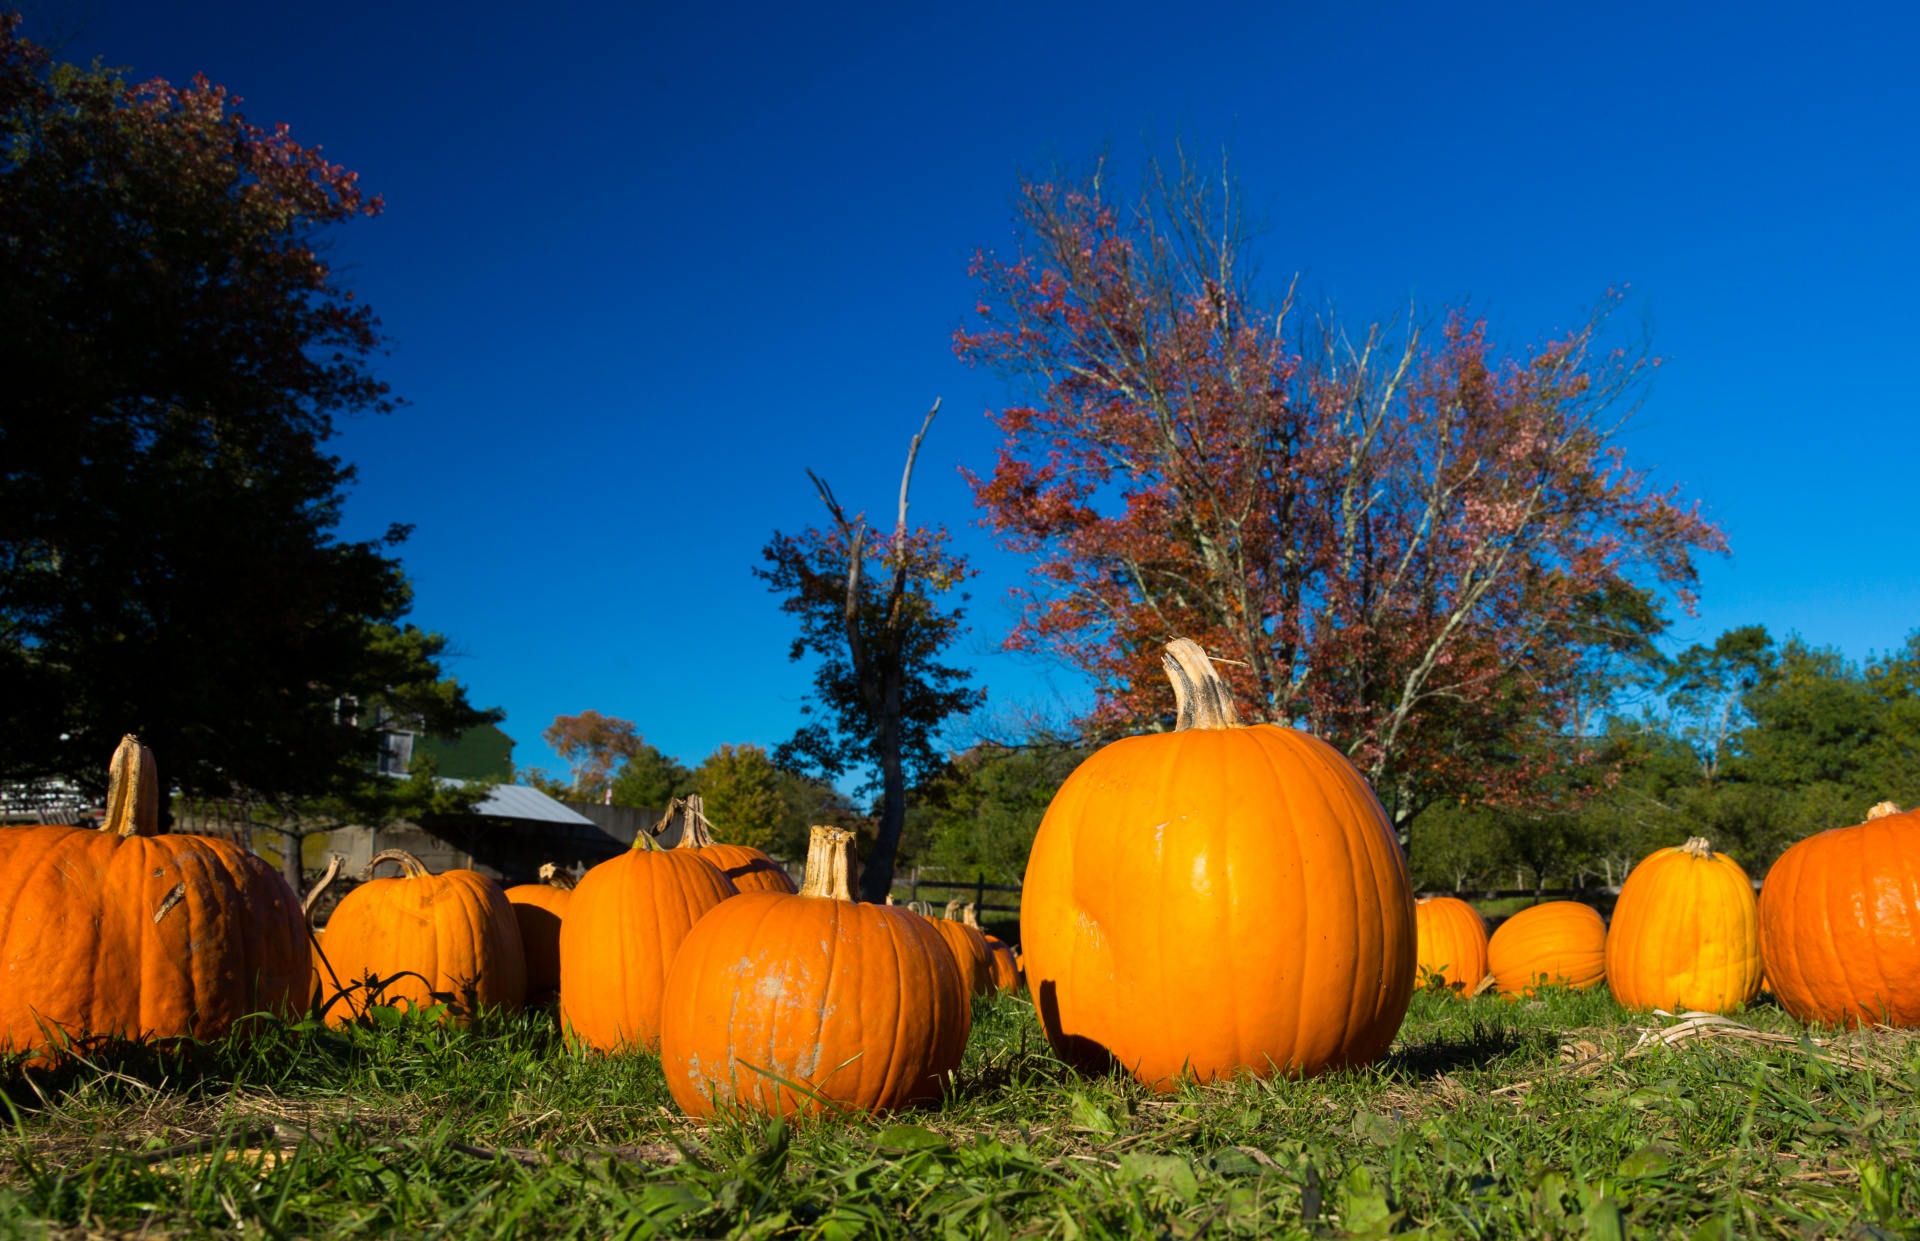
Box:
[2,985,1915,1236]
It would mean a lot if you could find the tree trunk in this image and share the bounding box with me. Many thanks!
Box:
[860,722,907,903]
[278,828,304,899]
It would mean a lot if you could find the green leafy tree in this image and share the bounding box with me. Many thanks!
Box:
[609,743,696,810]
[1663,625,1774,781]
[693,744,786,851]
[0,19,495,815]
[910,742,1087,886]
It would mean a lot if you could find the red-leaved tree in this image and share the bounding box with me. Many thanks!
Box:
[542,711,642,802]
[955,154,1727,838]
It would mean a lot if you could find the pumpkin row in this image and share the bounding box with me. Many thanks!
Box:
[0,740,1020,1119]
[1414,802,1920,1027]
[8,635,1917,1111]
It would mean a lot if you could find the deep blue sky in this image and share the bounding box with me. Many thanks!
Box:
[33,1,1919,782]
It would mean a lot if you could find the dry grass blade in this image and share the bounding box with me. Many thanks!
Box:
[1551,1012,1913,1086]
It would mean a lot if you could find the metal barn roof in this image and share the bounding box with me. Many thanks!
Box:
[466,783,596,826]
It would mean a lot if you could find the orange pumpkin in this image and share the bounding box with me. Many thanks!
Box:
[1487,901,1606,998]
[559,832,737,1052]
[1607,837,1760,1014]
[1021,639,1416,1088]
[1758,801,1920,1028]
[964,904,1021,993]
[0,737,307,1056]
[1414,896,1490,995]
[931,899,994,995]
[660,825,969,1117]
[505,863,576,1002]
[321,850,526,1023]
[665,794,797,894]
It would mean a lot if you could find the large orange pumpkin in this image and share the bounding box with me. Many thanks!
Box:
[1021,639,1417,1089]
[1607,837,1761,1014]
[660,825,969,1117]
[666,794,797,895]
[320,850,526,1023]
[505,863,575,1002]
[1759,801,1920,1027]
[1487,901,1606,998]
[0,737,306,1055]
[964,904,1021,993]
[559,832,737,1052]
[1414,896,1490,995]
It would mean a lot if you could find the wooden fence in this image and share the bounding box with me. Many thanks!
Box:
[895,867,1023,915]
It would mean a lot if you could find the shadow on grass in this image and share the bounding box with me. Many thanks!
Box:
[0,1005,554,1117]
[1385,1017,1548,1079]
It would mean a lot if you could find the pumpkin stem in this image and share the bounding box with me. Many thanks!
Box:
[672,794,721,850]
[1680,837,1714,859]
[538,862,577,890]
[303,853,345,924]
[1868,800,1903,821]
[943,898,962,921]
[1162,638,1242,731]
[798,825,859,901]
[962,903,982,929]
[362,848,432,880]
[102,734,161,838]
[884,893,896,905]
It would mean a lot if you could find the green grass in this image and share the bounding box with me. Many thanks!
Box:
[1,989,1915,1238]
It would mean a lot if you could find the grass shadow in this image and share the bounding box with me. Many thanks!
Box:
[1385,1017,1547,1079]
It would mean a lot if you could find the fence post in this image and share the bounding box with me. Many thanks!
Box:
[976,871,985,911]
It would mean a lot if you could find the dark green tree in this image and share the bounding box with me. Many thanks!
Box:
[909,741,1087,886]
[608,742,697,811]
[0,19,495,815]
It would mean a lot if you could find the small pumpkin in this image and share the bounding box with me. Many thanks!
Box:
[1414,896,1490,995]
[1487,901,1606,998]
[505,863,576,1002]
[660,825,969,1117]
[1607,837,1761,1014]
[664,794,797,894]
[1022,639,1416,1088]
[559,831,737,1052]
[0,736,307,1055]
[931,899,994,995]
[321,850,526,1023]
[1758,801,1920,1027]
[963,903,1020,993]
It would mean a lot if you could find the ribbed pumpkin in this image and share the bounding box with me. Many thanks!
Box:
[1022,639,1416,1089]
[559,832,737,1052]
[0,737,308,1056]
[964,904,1021,993]
[1487,901,1606,998]
[661,825,969,1117]
[1759,801,1920,1028]
[931,899,994,995]
[666,794,797,895]
[505,863,575,1002]
[1414,896,1490,995]
[1607,837,1761,1014]
[321,849,526,1023]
